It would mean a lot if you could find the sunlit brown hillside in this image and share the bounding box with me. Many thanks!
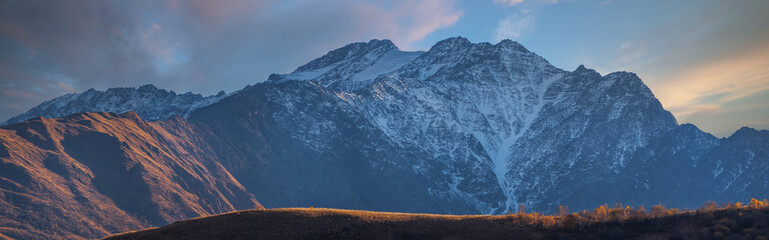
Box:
[107,199,769,240]
[0,112,260,239]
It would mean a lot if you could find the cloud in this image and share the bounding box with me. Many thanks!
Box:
[493,0,560,7]
[399,0,463,44]
[153,0,462,90]
[598,0,613,6]
[678,89,769,137]
[494,12,533,41]
[494,0,526,6]
[616,41,644,63]
[0,0,463,122]
[645,39,769,137]
[0,1,156,89]
[492,0,563,42]
[654,43,769,119]
[571,1,769,136]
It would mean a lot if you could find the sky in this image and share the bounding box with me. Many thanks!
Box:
[0,0,767,137]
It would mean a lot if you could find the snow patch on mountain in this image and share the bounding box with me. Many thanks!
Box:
[2,84,231,125]
[351,50,423,83]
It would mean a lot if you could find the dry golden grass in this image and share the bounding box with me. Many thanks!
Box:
[106,203,769,240]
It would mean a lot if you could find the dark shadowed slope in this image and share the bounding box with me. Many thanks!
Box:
[187,80,478,215]
[0,112,260,240]
[105,205,769,240]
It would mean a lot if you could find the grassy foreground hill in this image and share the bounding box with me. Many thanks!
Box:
[106,202,769,240]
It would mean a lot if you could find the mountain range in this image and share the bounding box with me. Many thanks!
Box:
[1,37,767,239]
[1,84,230,126]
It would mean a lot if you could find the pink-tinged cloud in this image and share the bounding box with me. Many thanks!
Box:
[54,81,76,92]
[493,0,560,7]
[164,0,274,26]
[648,42,769,136]
[494,0,526,6]
[0,21,26,40]
[147,0,464,93]
[397,0,463,45]
[166,0,462,49]
[653,43,769,117]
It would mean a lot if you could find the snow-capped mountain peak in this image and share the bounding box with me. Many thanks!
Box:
[430,36,473,52]
[2,84,232,125]
[271,39,423,90]
[293,39,398,73]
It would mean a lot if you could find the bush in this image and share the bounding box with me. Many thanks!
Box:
[724,234,741,240]
[716,218,737,232]
[701,201,717,212]
[671,226,696,240]
[698,213,716,227]
[742,227,758,236]
[560,214,578,232]
[712,231,724,240]
[737,215,755,228]
[713,224,731,235]
[697,227,711,238]
[651,205,667,217]
[600,227,625,240]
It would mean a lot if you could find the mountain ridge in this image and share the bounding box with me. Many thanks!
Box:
[0,37,767,239]
[1,84,231,126]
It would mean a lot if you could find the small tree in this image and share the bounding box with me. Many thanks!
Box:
[749,198,764,209]
[558,205,569,216]
[517,204,526,216]
[668,208,680,215]
[594,204,608,220]
[560,214,578,232]
[637,205,647,216]
[700,201,717,212]
[608,207,626,221]
[651,205,667,217]
[580,209,590,218]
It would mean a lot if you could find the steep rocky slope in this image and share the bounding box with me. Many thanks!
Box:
[186,80,476,214]
[0,112,259,239]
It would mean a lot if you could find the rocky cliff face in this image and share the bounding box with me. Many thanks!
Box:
[1,37,767,239]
